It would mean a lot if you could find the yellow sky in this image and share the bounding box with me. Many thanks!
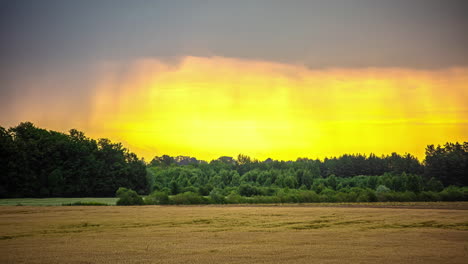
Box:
[3,56,467,161]
[78,56,467,161]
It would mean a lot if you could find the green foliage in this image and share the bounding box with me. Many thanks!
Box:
[209,188,226,204]
[145,191,170,205]
[62,201,108,206]
[297,190,320,203]
[1,122,466,205]
[327,175,338,190]
[426,178,444,192]
[320,188,337,202]
[225,193,244,204]
[376,185,391,193]
[417,191,440,202]
[239,184,261,197]
[116,187,144,206]
[170,181,180,195]
[198,184,214,196]
[439,186,466,201]
[0,122,147,198]
[248,195,281,204]
[171,192,209,205]
[181,185,198,193]
[140,143,466,205]
[425,142,468,186]
[356,190,377,202]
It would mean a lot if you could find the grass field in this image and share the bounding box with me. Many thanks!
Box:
[1,203,467,263]
[0,197,119,206]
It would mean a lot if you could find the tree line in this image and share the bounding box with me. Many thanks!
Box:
[0,122,467,203]
[144,143,466,204]
[0,122,147,197]
[148,142,467,191]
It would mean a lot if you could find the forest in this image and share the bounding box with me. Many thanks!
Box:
[0,122,467,204]
[0,122,147,197]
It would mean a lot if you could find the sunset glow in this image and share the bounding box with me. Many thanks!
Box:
[2,2,468,162]
[73,56,467,160]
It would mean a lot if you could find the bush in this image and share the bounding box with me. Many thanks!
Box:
[116,187,144,205]
[145,191,170,205]
[376,185,391,193]
[171,192,209,205]
[425,177,444,192]
[276,189,299,203]
[320,188,337,202]
[198,184,214,196]
[225,193,244,204]
[312,183,325,194]
[377,191,417,202]
[297,190,320,203]
[356,190,377,202]
[209,188,226,204]
[335,192,356,202]
[376,185,391,201]
[439,186,465,201]
[181,186,198,193]
[366,190,378,202]
[250,195,281,204]
[239,184,262,197]
[259,186,277,196]
[417,191,440,202]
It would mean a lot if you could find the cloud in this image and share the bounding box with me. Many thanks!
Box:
[84,56,468,160]
[1,56,467,160]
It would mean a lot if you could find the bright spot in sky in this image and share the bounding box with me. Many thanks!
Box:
[82,56,468,161]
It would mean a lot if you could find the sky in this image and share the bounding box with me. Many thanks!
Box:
[1,0,467,161]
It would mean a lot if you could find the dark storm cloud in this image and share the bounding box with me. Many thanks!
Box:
[1,0,467,126]
[1,0,467,69]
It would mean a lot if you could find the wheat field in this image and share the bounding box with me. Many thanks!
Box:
[1,204,467,263]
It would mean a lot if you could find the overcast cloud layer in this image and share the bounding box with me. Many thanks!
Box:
[1,1,467,158]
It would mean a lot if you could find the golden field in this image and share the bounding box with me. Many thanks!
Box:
[1,203,467,263]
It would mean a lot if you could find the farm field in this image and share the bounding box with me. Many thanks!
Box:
[1,203,467,264]
[0,197,119,206]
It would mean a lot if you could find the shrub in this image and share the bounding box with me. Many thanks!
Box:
[116,187,144,205]
[376,185,391,201]
[439,186,465,201]
[425,177,444,192]
[239,184,262,197]
[171,192,209,205]
[152,183,162,191]
[276,189,299,203]
[225,193,244,204]
[335,192,356,202]
[259,186,277,196]
[297,190,320,203]
[209,188,226,204]
[376,185,391,193]
[250,195,281,204]
[379,191,416,202]
[198,184,214,196]
[401,191,417,202]
[353,189,377,202]
[181,186,198,193]
[312,183,325,194]
[376,192,391,202]
[417,191,440,202]
[366,190,378,202]
[320,188,337,202]
[145,191,170,205]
